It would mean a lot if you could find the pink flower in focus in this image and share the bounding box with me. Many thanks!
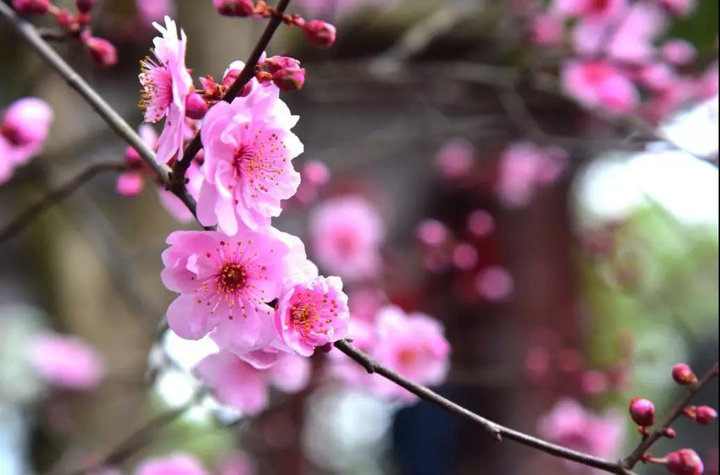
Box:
[275,271,350,357]
[373,306,451,401]
[161,228,303,356]
[562,60,639,115]
[139,17,193,164]
[496,141,567,207]
[135,454,209,475]
[0,98,53,182]
[197,84,302,233]
[538,399,625,470]
[28,334,104,391]
[662,39,698,66]
[434,138,475,180]
[310,196,385,281]
[194,350,310,414]
[136,0,176,25]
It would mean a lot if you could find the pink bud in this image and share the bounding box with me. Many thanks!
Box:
[213,0,254,17]
[185,93,208,120]
[84,35,118,68]
[303,20,337,49]
[666,449,704,475]
[116,173,144,197]
[673,364,698,386]
[696,406,718,426]
[76,0,96,13]
[630,398,656,427]
[302,161,330,186]
[12,0,50,15]
[664,428,677,439]
[265,56,306,92]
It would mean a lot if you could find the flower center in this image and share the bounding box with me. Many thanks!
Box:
[139,58,174,123]
[216,263,247,295]
[290,291,337,336]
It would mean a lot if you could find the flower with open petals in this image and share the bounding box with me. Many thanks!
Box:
[194,350,310,414]
[197,84,303,233]
[139,16,193,163]
[562,60,639,115]
[275,268,350,357]
[161,227,304,356]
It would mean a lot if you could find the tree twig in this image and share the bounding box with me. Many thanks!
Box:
[170,0,293,193]
[0,161,126,245]
[334,339,637,475]
[620,363,720,471]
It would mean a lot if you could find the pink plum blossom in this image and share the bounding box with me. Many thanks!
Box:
[0,98,53,183]
[139,17,193,164]
[27,333,104,391]
[310,195,385,281]
[135,454,209,475]
[538,399,625,471]
[372,306,451,401]
[434,138,475,180]
[136,0,176,26]
[194,350,310,414]
[275,270,350,357]
[161,227,304,356]
[562,60,640,115]
[197,82,303,233]
[496,141,567,207]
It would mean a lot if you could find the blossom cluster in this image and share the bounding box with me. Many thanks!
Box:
[525,0,718,121]
[0,98,53,185]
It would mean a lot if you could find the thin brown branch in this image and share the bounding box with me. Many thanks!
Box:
[620,363,720,471]
[0,161,126,245]
[170,0,293,193]
[334,340,636,475]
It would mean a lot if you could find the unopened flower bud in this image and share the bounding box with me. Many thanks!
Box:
[696,406,718,426]
[630,398,656,427]
[83,34,118,68]
[12,0,50,15]
[213,0,254,17]
[663,428,678,439]
[303,20,337,49]
[266,56,306,92]
[76,0,96,13]
[673,364,698,386]
[185,93,208,120]
[666,449,704,475]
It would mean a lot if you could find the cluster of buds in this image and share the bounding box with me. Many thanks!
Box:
[12,0,117,68]
[211,0,337,49]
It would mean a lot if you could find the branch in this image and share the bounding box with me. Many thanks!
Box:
[0,161,126,245]
[0,1,198,215]
[621,363,720,471]
[170,0,293,193]
[333,340,636,475]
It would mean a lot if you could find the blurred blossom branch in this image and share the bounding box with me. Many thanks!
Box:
[621,363,720,471]
[170,0,292,194]
[0,160,126,244]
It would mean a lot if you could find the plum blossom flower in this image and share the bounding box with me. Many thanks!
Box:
[194,350,310,414]
[0,98,53,183]
[275,269,350,357]
[372,306,451,401]
[538,399,625,472]
[135,454,209,475]
[562,60,640,115]
[27,333,104,391]
[197,83,303,233]
[310,195,385,281]
[139,17,193,164]
[496,141,567,207]
[161,227,304,356]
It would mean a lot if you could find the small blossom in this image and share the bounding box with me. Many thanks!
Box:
[630,397,656,427]
[476,266,515,302]
[275,271,350,357]
[27,333,105,391]
[302,20,337,49]
[161,227,304,356]
[12,0,50,15]
[117,173,145,196]
[139,17,193,163]
[310,196,385,281]
[696,406,718,426]
[562,60,639,115]
[530,13,565,46]
[197,83,302,233]
[372,306,451,401]
[672,363,698,385]
[135,454,209,475]
[497,141,567,207]
[213,0,254,17]
[666,449,705,475]
[82,33,118,68]
[194,350,310,414]
[0,98,53,183]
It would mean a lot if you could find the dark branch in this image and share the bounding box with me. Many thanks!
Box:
[0,161,126,245]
